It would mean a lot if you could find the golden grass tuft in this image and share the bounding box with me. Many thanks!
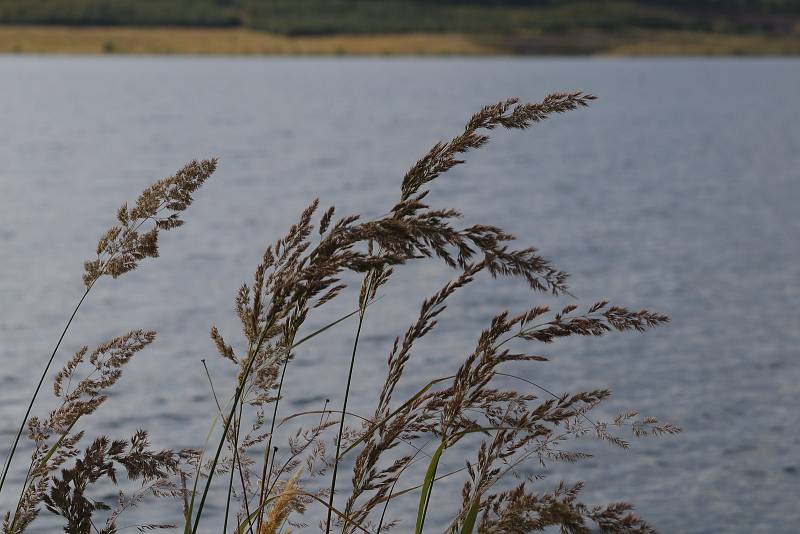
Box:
[260,469,303,534]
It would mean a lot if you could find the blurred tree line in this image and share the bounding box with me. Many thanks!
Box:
[0,0,796,34]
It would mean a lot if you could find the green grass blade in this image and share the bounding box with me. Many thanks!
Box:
[415,441,445,534]
[183,392,234,534]
[459,499,480,534]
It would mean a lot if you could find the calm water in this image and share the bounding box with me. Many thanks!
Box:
[0,56,798,533]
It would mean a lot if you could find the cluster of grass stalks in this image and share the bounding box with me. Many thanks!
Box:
[0,92,679,534]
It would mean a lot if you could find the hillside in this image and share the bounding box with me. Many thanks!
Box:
[1,0,798,55]
[0,0,797,35]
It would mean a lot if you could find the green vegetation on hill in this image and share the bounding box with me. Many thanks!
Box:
[244,1,695,35]
[0,0,240,27]
[0,0,797,35]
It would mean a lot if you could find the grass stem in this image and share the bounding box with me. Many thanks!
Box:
[325,309,366,533]
[0,284,93,497]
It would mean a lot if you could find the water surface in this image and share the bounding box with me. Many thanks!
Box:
[0,56,798,533]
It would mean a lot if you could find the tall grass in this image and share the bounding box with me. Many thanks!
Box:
[0,93,678,534]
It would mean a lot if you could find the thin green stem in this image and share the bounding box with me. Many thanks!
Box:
[0,283,93,497]
[191,377,249,534]
[192,300,280,534]
[325,308,366,533]
[203,360,255,534]
[1,198,176,499]
[255,331,295,531]
[222,402,244,534]
[264,447,277,501]
[255,304,371,530]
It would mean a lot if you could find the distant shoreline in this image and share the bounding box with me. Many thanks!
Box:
[1,26,798,56]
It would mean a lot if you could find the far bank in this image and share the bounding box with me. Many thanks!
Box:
[1,26,799,56]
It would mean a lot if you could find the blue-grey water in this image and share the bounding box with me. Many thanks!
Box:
[0,56,798,533]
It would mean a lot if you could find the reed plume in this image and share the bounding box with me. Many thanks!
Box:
[1,160,217,533]
[83,158,218,286]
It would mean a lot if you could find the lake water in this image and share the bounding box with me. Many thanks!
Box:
[0,56,798,533]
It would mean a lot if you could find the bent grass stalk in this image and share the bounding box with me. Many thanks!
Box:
[255,336,295,531]
[1,159,216,500]
[0,284,92,498]
[2,213,161,497]
[200,360,255,534]
[415,441,445,534]
[325,277,371,533]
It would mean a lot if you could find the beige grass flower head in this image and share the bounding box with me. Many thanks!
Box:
[83,158,218,287]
